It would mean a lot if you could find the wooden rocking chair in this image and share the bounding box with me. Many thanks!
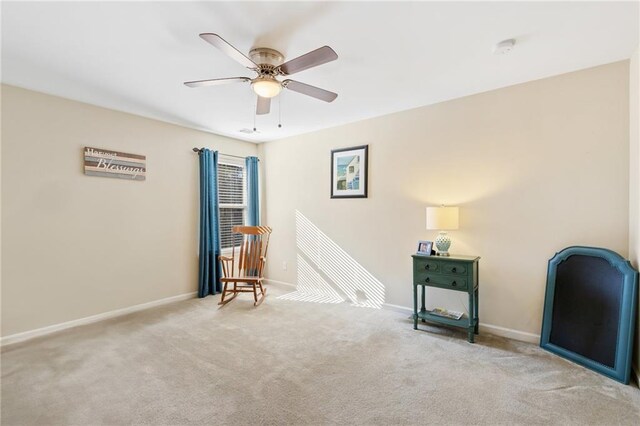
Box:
[218,226,272,307]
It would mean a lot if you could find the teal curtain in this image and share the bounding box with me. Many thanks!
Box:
[246,156,260,226]
[198,149,222,297]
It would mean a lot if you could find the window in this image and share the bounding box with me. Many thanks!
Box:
[218,158,246,250]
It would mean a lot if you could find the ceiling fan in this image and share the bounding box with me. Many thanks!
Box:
[184,33,338,115]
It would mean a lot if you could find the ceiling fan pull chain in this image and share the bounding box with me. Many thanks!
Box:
[278,94,282,129]
[253,102,257,132]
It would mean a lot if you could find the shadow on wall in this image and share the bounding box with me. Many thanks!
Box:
[278,210,385,309]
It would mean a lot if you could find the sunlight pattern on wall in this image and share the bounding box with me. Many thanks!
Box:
[277,254,345,304]
[278,210,385,309]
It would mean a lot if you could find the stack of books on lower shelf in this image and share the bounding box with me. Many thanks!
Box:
[431,307,464,320]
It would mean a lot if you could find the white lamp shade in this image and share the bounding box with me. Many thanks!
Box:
[426,206,459,230]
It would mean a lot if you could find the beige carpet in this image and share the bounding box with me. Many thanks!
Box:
[2,285,639,425]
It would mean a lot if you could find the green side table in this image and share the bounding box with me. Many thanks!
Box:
[412,254,480,343]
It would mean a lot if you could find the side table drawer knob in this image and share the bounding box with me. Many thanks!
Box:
[452,281,457,286]
[425,277,430,283]
[425,265,430,270]
[452,267,457,273]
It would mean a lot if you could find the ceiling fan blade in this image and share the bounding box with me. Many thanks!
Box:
[256,96,271,115]
[279,46,338,75]
[283,80,338,103]
[184,77,250,87]
[199,33,257,69]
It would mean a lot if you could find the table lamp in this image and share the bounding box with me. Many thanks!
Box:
[426,206,459,256]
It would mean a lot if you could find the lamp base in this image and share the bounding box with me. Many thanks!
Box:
[435,231,452,256]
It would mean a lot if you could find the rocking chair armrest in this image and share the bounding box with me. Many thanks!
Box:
[219,255,233,262]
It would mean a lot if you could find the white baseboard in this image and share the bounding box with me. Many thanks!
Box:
[263,278,296,288]
[382,302,415,315]
[0,291,197,347]
[265,278,541,344]
[479,323,540,344]
[381,301,540,343]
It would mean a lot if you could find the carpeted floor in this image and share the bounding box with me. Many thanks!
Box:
[2,285,639,425]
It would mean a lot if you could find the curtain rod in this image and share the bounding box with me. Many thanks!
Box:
[192,148,258,161]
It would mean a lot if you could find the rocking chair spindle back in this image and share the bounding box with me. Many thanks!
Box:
[218,226,272,306]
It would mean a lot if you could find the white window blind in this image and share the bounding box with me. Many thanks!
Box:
[218,159,246,250]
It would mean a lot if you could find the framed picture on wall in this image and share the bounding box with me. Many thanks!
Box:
[416,240,433,256]
[331,145,368,198]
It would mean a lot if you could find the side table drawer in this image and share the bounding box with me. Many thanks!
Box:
[442,262,467,275]
[414,258,441,273]
[415,273,468,291]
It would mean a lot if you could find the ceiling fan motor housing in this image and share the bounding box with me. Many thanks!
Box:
[250,48,284,68]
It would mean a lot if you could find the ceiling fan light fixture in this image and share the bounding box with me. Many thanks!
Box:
[185,34,339,114]
[251,76,282,98]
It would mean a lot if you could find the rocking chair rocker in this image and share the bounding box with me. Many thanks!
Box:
[218,226,272,307]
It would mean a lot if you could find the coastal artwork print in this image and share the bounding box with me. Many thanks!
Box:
[331,145,368,198]
[84,147,146,181]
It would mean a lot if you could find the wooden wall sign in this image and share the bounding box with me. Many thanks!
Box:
[84,147,146,181]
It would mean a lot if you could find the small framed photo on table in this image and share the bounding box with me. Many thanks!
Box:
[416,240,433,256]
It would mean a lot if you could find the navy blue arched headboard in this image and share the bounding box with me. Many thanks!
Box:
[540,246,638,384]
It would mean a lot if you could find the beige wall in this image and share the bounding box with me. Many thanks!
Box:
[629,45,639,376]
[260,62,630,339]
[1,60,633,343]
[1,85,257,337]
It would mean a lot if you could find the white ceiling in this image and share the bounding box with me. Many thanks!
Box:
[2,1,638,143]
